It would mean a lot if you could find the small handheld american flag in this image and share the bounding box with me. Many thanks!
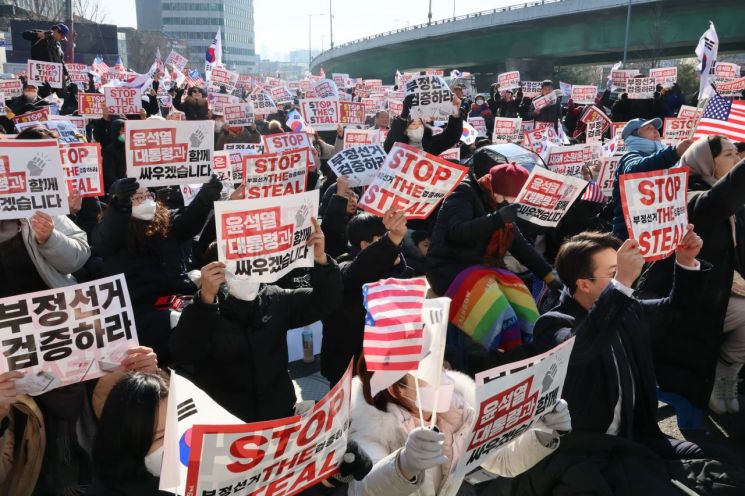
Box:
[692,94,745,143]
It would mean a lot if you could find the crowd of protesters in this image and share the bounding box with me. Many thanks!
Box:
[1,19,745,496]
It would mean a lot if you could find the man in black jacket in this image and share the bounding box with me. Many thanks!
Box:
[531,80,561,127]
[533,228,710,459]
[22,23,68,65]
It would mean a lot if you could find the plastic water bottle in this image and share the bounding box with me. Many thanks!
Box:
[302,326,314,363]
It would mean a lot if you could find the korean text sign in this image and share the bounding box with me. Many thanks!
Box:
[620,167,689,261]
[0,274,139,394]
[405,75,454,121]
[242,148,311,199]
[27,60,63,88]
[626,77,656,99]
[492,118,522,143]
[570,85,597,105]
[184,362,353,496]
[215,189,319,283]
[0,139,69,219]
[359,142,468,220]
[497,71,521,90]
[515,166,587,227]
[327,145,387,187]
[59,143,104,197]
[224,103,255,127]
[546,145,592,177]
[125,120,215,187]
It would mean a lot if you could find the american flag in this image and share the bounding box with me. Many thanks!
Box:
[581,180,606,203]
[185,76,204,88]
[363,277,427,371]
[692,94,745,142]
[91,56,109,75]
[112,56,125,73]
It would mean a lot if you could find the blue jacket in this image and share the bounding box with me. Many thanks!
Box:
[611,146,679,239]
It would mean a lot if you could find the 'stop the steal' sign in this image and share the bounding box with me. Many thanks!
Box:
[359,142,468,220]
[405,75,454,121]
[300,98,339,131]
[620,167,689,261]
[27,59,64,89]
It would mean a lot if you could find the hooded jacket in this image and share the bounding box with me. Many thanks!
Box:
[0,396,45,496]
[347,372,559,496]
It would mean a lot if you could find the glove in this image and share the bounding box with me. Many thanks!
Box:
[496,203,520,225]
[200,174,223,202]
[109,177,139,205]
[541,399,571,433]
[332,439,373,484]
[401,94,415,120]
[398,427,448,478]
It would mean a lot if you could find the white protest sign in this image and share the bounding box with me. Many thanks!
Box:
[524,127,560,160]
[300,98,339,131]
[250,91,278,115]
[184,362,353,496]
[209,67,239,93]
[532,92,557,111]
[0,274,138,394]
[332,73,349,88]
[211,151,233,183]
[27,60,64,88]
[215,189,319,283]
[0,79,23,98]
[585,120,605,143]
[262,132,317,169]
[468,117,487,137]
[662,117,696,141]
[609,69,639,89]
[104,86,142,115]
[179,184,202,206]
[717,77,745,97]
[327,145,387,187]
[15,120,83,144]
[242,148,310,199]
[439,147,461,162]
[626,77,656,99]
[387,98,403,117]
[570,85,597,105]
[359,142,469,220]
[521,81,542,98]
[497,71,521,90]
[405,75,455,121]
[546,144,592,177]
[270,85,294,104]
[312,78,339,99]
[0,139,69,218]
[678,105,703,119]
[559,81,572,97]
[339,101,366,127]
[165,50,189,71]
[59,143,104,197]
[597,156,619,196]
[715,62,740,80]
[649,67,677,86]
[224,143,264,182]
[515,166,587,227]
[343,129,383,148]
[209,93,239,114]
[223,102,255,127]
[492,117,522,143]
[125,120,214,187]
[620,167,689,261]
[66,63,89,85]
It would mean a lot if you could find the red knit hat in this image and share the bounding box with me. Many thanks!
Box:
[490,163,529,198]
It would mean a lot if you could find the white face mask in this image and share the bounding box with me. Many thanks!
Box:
[399,374,455,413]
[407,126,424,144]
[144,446,163,477]
[227,276,261,301]
[131,199,157,221]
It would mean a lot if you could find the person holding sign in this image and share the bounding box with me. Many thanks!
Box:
[533,230,715,460]
[611,118,693,240]
[169,217,343,422]
[531,81,561,128]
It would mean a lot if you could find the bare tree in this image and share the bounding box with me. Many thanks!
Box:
[74,0,107,23]
[15,0,65,21]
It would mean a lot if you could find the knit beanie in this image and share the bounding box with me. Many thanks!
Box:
[490,163,529,198]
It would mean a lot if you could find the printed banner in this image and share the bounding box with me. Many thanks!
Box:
[620,167,689,261]
[626,77,656,99]
[387,98,403,117]
[104,87,142,115]
[609,69,639,89]
[313,79,339,99]
[11,107,50,126]
[300,98,339,131]
[492,117,522,143]
[165,50,189,71]
[717,77,745,97]
[515,166,587,227]
[224,102,255,127]
[497,71,521,90]
[242,148,310,198]
[332,73,349,88]
[439,147,461,161]
[0,139,69,218]
[250,91,278,115]
[78,93,106,117]
[649,67,677,86]
[532,92,557,111]
[269,85,294,104]
[715,62,740,80]
[546,144,592,177]
[0,274,138,395]
[184,362,353,496]
[209,93,239,114]
[405,75,454,121]
[597,156,619,196]
[215,189,319,283]
[678,105,704,119]
[27,60,64,88]
[66,63,89,84]
[339,101,366,127]
[125,120,214,187]
[662,117,696,140]
[209,68,239,94]
[359,142,469,220]
[327,145,387,187]
[59,143,104,197]
[570,85,597,105]
[0,79,23,99]
[224,143,264,182]
[343,129,383,148]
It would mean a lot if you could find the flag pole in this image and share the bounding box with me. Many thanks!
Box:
[413,369,427,428]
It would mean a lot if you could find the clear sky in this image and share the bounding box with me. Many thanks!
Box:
[102,0,526,60]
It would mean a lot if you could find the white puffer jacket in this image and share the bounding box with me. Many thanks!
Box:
[347,371,559,496]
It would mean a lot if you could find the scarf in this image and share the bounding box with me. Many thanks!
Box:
[476,174,515,266]
[624,135,666,155]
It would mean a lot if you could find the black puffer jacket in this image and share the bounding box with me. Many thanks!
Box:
[102,119,127,192]
[383,114,463,156]
[171,260,343,422]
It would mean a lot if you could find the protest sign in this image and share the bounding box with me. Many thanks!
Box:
[570,85,597,105]
[596,155,620,196]
[662,117,696,140]
[125,120,214,187]
[0,79,23,98]
[343,129,383,148]
[609,69,639,89]
[521,81,542,98]
[339,101,366,127]
[515,166,587,227]
[59,143,104,197]
[626,77,656,99]
[165,50,189,71]
[405,75,454,121]
[65,63,89,84]
[0,95,4,116]
[546,144,592,177]
[185,362,352,496]
[620,167,689,261]
[359,142,468,220]
[445,339,574,493]
[327,145,387,187]
[360,97,376,114]
[209,93,239,114]
[300,98,339,131]
[468,117,487,137]
[332,72,349,88]
[678,105,704,119]
[610,121,626,139]
[51,114,86,132]
[223,102,255,127]
[11,107,50,126]
[250,91,278,115]
[524,127,560,159]
[104,87,142,115]
[78,93,106,117]
[492,117,522,143]
[532,91,557,111]
[215,189,319,283]
[224,143,264,182]
[439,147,461,161]
[387,98,403,117]
[425,68,444,76]
[497,71,521,90]
[27,60,64,88]
[313,78,339,99]
[715,62,740,80]
[0,139,69,218]
[212,150,233,182]
[242,148,311,199]
[717,77,745,97]
[209,67,239,93]
[270,85,294,104]
[0,274,138,395]
[558,81,572,97]
[585,119,606,143]
[364,79,383,89]
[649,67,677,86]
[179,184,202,206]
[16,120,83,144]
[262,132,314,157]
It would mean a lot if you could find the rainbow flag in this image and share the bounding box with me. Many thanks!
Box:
[446,267,539,351]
